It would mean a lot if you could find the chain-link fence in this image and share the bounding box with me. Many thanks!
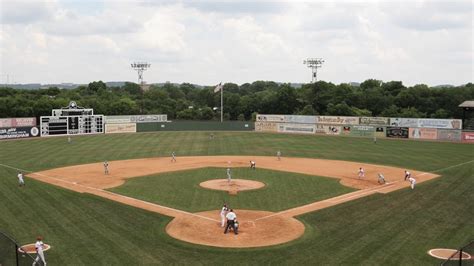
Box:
[441,240,474,266]
[0,231,37,266]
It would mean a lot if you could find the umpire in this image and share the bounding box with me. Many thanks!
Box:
[224,209,238,235]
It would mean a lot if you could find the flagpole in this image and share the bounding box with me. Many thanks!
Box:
[220,84,223,122]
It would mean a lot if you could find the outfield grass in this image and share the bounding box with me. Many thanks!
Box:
[0,132,472,265]
[109,167,355,212]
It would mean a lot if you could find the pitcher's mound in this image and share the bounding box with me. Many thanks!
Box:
[200,179,265,194]
[166,210,305,248]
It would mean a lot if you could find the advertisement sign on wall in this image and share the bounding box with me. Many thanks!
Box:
[461,132,474,143]
[374,127,386,138]
[314,124,341,135]
[106,115,167,124]
[318,116,359,125]
[417,119,462,129]
[437,129,462,142]
[256,114,285,123]
[255,122,279,132]
[389,118,419,127]
[408,128,438,140]
[105,123,137,134]
[350,125,374,137]
[278,123,315,134]
[284,115,317,124]
[386,127,409,138]
[0,126,40,140]
[359,117,389,126]
[0,117,37,128]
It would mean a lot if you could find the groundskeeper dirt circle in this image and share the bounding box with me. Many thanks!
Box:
[166,210,305,248]
[428,248,472,260]
[18,243,51,254]
[200,179,265,194]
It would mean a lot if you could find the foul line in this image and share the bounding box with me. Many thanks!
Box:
[0,163,219,223]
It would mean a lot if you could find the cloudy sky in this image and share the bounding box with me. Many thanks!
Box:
[0,0,472,86]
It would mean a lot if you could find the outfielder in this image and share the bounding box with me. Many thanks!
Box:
[17,171,25,187]
[358,167,365,179]
[33,236,47,265]
[171,152,176,162]
[277,150,281,161]
[227,168,232,182]
[104,161,109,175]
[220,204,229,227]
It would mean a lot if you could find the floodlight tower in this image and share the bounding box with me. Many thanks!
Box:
[131,62,151,85]
[303,58,324,83]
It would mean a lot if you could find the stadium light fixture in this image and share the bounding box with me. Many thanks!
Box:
[303,58,324,83]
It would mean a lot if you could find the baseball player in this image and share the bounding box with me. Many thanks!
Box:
[358,167,365,179]
[373,135,377,144]
[68,136,72,144]
[104,161,109,175]
[226,168,232,182]
[250,160,256,170]
[404,170,411,181]
[224,209,238,235]
[408,176,416,189]
[33,236,47,265]
[220,204,229,227]
[277,150,281,161]
[171,152,176,162]
[377,173,386,184]
[17,171,25,187]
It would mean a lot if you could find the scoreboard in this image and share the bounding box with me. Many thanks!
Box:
[40,101,104,136]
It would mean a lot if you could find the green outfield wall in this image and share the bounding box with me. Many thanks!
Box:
[136,121,254,132]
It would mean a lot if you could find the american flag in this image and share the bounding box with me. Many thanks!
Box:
[214,82,223,93]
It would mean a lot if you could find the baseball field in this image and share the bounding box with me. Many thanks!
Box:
[0,131,473,264]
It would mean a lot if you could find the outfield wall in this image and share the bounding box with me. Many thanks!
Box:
[137,121,254,132]
[255,114,467,143]
[0,117,39,140]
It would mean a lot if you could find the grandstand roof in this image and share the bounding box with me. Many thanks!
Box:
[459,101,474,108]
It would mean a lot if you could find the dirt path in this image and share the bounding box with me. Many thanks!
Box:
[28,156,439,248]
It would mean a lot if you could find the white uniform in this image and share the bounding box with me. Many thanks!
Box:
[358,168,365,178]
[33,240,46,265]
[277,151,281,160]
[250,161,256,169]
[18,173,25,186]
[104,161,109,175]
[408,177,416,189]
[378,173,386,184]
[226,168,231,182]
[220,206,228,227]
[171,152,176,162]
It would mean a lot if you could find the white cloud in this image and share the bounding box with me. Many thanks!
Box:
[0,0,472,86]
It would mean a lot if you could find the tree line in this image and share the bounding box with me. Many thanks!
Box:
[0,80,473,121]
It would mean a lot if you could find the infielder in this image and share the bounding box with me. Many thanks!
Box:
[250,160,256,170]
[17,171,25,187]
[408,177,416,189]
[377,173,386,184]
[358,167,365,179]
[224,209,238,235]
[104,161,109,175]
[226,168,232,182]
[33,236,47,265]
[277,150,281,161]
[220,204,229,227]
[404,170,411,181]
[171,152,176,162]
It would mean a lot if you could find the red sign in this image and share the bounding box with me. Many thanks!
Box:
[461,132,474,143]
[0,117,37,128]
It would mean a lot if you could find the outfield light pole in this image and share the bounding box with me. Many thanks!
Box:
[303,58,324,83]
[131,62,151,89]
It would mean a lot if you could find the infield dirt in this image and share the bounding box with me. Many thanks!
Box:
[28,156,438,248]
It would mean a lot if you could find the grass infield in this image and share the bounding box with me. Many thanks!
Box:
[0,131,473,265]
[109,167,355,212]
